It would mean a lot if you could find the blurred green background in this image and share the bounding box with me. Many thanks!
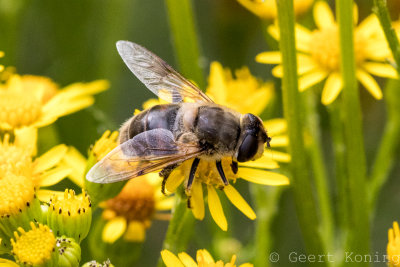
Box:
[1,0,400,266]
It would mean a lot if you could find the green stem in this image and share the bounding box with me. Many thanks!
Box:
[164,0,205,88]
[373,0,400,75]
[327,103,348,232]
[304,90,333,251]
[253,186,284,267]
[337,0,370,262]
[275,0,327,262]
[369,79,400,210]
[158,189,195,267]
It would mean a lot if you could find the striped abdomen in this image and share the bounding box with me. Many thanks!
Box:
[119,104,180,144]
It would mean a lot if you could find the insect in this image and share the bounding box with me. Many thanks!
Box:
[86,41,271,197]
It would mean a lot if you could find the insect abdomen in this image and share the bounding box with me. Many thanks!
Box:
[120,104,180,144]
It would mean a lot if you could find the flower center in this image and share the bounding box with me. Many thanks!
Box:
[309,27,340,72]
[105,177,155,222]
[0,91,42,128]
[309,26,366,72]
[0,137,33,176]
[11,222,56,265]
[0,173,35,216]
[50,189,91,217]
[190,158,236,187]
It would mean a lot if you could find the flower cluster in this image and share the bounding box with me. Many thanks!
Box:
[257,2,397,105]
[0,64,109,265]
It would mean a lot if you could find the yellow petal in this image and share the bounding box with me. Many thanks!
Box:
[206,62,227,103]
[271,65,283,77]
[197,249,215,264]
[178,252,197,267]
[61,147,87,187]
[313,1,335,30]
[155,196,174,211]
[38,165,71,187]
[255,51,282,64]
[356,69,383,99]
[238,168,289,185]
[321,72,343,105]
[295,25,313,52]
[353,3,358,25]
[14,127,37,156]
[263,118,287,136]
[362,62,398,79]
[191,180,205,220]
[239,157,279,169]
[165,169,185,193]
[299,70,328,92]
[267,24,280,40]
[207,185,228,231]
[0,258,19,267]
[123,221,146,242]
[239,264,254,267]
[161,250,185,267]
[102,217,127,243]
[36,189,65,202]
[224,185,256,220]
[269,135,289,147]
[264,150,291,162]
[34,145,68,174]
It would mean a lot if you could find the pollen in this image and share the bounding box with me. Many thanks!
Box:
[0,135,33,176]
[105,177,155,222]
[0,173,35,216]
[0,91,42,128]
[11,222,56,266]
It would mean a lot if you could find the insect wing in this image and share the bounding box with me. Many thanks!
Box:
[116,40,213,104]
[86,129,203,183]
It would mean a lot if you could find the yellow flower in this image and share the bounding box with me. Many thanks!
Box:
[0,74,108,148]
[143,62,289,231]
[100,174,173,243]
[0,134,75,202]
[237,0,314,20]
[256,2,397,105]
[11,222,58,266]
[161,248,253,267]
[388,221,400,267]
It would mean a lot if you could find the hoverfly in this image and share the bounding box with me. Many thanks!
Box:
[86,41,271,196]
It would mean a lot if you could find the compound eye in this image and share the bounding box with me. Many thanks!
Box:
[237,134,258,162]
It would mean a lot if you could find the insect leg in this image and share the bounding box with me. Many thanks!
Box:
[186,158,200,192]
[216,160,229,186]
[186,158,200,209]
[159,164,179,195]
[230,161,238,174]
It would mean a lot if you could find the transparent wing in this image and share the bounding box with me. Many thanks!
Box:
[86,129,203,183]
[116,40,213,103]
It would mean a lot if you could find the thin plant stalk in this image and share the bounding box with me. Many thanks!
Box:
[369,79,400,210]
[275,0,327,262]
[373,0,400,75]
[304,90,333,250]
[337,0,370,261]
[164,0,205,88]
